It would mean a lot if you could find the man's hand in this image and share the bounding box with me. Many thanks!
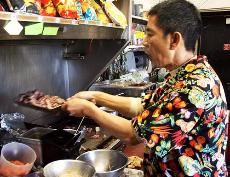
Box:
[62,97,94,117]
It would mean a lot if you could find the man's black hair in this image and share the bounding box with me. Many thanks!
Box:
[148,0,202,52]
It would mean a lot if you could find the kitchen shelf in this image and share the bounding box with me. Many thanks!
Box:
[0,11,127,40]
[132,15,148,25]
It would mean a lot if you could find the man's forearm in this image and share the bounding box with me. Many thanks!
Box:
[85,103,140,144]
[93,92,143,117]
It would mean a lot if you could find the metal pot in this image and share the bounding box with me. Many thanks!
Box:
[43,160,95,177]
[77,150,128,177]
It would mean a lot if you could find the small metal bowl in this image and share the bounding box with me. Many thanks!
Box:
[77,150,128,177]
[43,159,95,177]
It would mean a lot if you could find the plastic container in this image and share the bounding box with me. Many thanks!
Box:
[0,142,36,176]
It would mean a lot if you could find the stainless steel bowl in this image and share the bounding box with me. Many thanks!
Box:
[76,150,128,177]
[43,160,95,177]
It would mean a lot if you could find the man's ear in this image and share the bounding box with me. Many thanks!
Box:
[170,32,181,50]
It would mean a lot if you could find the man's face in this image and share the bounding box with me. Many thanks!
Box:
[143,16,173,69]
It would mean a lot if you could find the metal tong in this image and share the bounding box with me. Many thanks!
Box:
[66,116,86,146]
[73,116,86,145]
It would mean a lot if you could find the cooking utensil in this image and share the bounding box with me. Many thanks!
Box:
[73,128,86,145]
[65,127,86,147]
[43,160,95,177]
[75,116,85,133]
[77,149,128,177]
[66,116,86,146]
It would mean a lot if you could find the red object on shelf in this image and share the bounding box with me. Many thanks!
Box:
[40,0,57,17]
[52,0,79,19]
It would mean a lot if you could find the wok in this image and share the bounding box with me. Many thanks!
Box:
[43,160,95,177]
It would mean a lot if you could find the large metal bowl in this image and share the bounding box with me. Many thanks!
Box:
[76,150,128,177]
[43,160,95,177]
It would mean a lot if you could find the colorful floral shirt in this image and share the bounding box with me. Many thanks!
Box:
[134,56,228,177]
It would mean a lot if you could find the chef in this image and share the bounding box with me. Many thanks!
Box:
[62,0,228,176]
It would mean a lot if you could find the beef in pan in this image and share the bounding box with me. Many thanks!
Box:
[16,90,65,110]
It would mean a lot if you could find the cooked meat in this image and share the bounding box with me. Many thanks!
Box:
[16,90,65,110]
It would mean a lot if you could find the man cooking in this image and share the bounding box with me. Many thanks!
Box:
[62,0,228,176]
